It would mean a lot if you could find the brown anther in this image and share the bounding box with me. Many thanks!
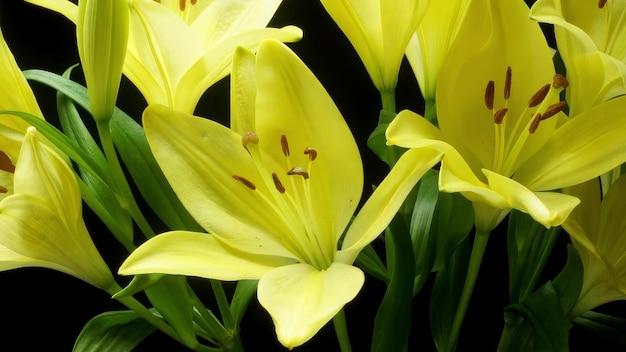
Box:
[287,167,310,179]
[599,0,607,8]
[280,135,290,157]
[542,101,568,120]
[272,173,286,193]
[179,0,186,11]
[0,185,7,194]
[232,175,256,190]
[493,108,508,124]
[242,131,259,147]
[529,113,542,133]
[304,148,317,161]
[485,80,495,110]
[552,74,569,89]
[528,84,551,107]
[0,151,15,173]
[504,66,512,100]
[191,0,197,4]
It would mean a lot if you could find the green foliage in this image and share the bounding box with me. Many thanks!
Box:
[73,310,156,352]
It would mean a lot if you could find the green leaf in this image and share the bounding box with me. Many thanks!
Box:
[73,310,156,352]
[354,243,388,283]
[112,274,165,299]
[230,280,258,327]
[367,122,390,164]
[552,245,583,315]
[430,236,471,352]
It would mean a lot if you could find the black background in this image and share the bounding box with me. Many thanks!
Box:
[0,0,624,351]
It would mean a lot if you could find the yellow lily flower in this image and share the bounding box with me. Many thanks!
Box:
[0,26,113,290]
[119,40,442,348]
[386,0,626,232]
[405,0,471,101]
[562,176,626,318]
[25,0,303,114]
[320,0,430,98]
[530,0,626,117]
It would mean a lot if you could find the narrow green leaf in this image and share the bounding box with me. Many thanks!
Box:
[573,311,626,347]
[230,280,258,327]
[355,243,388,283]
[73,310,156,352]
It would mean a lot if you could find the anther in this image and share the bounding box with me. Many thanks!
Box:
[529,113,542,133]
[272,173,286,193]
[287,167,310,179]
[552,74,569,89]
[599,0,607,8]
[485,80,495,110]
[280,135,290,157]
[304,148,317,161]
[0,185,6,194]
[179,0,186,11]
[0,151,15,173]
[242,131,259,146]
[493,108,508,124]
[542,101,568,120]
[528,84,551,107]
[232,175,256,190]
[504,66,512,100]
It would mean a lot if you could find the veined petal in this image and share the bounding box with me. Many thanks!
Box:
[24,0,78,22]
[175,26,302,113]
[119,231,294,280]
[515,95,626,191]
[437,0,554,169]
[562,179,602,259]
[190,0,284,50]
[230,46,257,136]
[598,175,626,265]
[483,169,579,228]
[338,147,442,264]
[257,262,364,349]
[143,105,296,259]
[255,40,363,247]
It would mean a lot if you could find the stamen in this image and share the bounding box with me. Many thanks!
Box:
[0,185,6,193]
[599,0,607,8]
[242,131,259,146]
[528,84,551,107]
[529,113,542,133]
[304,148,317,161]
[272,173,286,193]
[485,80,495,110]
[280,135,290,157]
[287,167,309,179]
[179,0,186,11]
[493,108,508,124]
[232,174,256,190]
[0,151,15,173]
[504,66,512,100]
[542,101,568,120]
[191,0,197,4]
[552,74,569,89]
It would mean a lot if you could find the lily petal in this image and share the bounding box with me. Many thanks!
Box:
[230,46,258,135]
[562,179,602,260]
[515,95,626,191]
[338,146,443,264]
[257,262,364,349]
[119,231,294,280]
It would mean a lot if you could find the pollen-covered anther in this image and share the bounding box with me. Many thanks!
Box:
[485,80,495,110]
[552,74,569,89]
[232,174,256,190]
[304,148,318,161]
[529,113,542,133]
[287,167,309,179]
[0,185,7,194]
[0,151,15,173]
[493,108,508,124]
[542,101,568,120]
[599,0,607,8]
[242,131,259,147]
[272,173,286,193]
[280,135,290,157]
[178,0,196,11]
[528,84,551,107]
[504,66,512,100]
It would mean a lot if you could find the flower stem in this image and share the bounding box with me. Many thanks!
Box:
[333,308,352,352]
[445,230,491,352]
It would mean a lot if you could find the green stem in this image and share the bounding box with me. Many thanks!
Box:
[445,230,491,352]
[96,120,154,239]
[380,90,396,114]
[333,309,352,352]
[211,280,234,329]
[519,228,559,301]
[424,99,437,126]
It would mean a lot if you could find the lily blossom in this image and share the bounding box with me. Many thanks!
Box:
[386,0,626,232]
[562,176,626,318]
[25,0,303,114]
[320,0,430,97]
[530,0,626,117]
[119,40,442,348]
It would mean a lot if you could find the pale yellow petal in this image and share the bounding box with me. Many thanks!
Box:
[257,262,364,349]
[229,46,257,136]
[119,231,294,280]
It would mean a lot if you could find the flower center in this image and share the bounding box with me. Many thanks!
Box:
[484,66,568,176]
[0,150,15,195]
[152,0,197,12]
[597,0,626,57]
[231,132,332,270]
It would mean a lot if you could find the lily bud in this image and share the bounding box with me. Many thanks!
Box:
[77,0,129,122]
